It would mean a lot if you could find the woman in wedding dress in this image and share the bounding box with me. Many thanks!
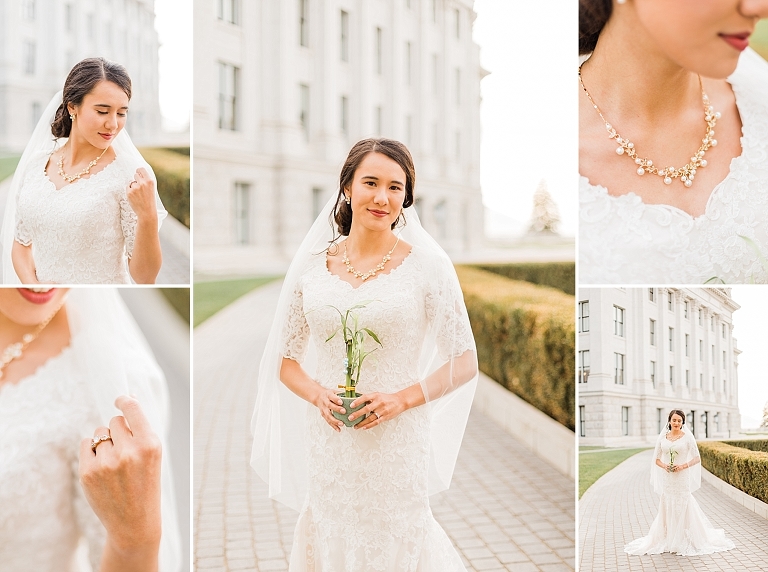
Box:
[0,287,181,571]
[250,138,479,571]
[625,410,735,556]
[579,0,768,284]
[1,57,166,285]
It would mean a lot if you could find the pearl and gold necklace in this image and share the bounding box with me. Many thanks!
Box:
[0,297,64,381]
[57,145,109,184]
[343,236,400,281]
[579,67,720,188]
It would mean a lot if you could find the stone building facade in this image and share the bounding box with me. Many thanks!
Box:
[193,0,484,273]
[578,287,741,446]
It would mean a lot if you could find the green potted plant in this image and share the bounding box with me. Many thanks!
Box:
[325,302,382,427]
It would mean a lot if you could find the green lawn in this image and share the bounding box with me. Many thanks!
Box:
[0,155,21,182]
[579,447,651,498]
[753,19,768,61]
[193,277,280,327]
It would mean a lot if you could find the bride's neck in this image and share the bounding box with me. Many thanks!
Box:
[345,225,397,258]
[66,133,105,165]
[583,15,702,123]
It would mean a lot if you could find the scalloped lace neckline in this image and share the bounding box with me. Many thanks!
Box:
[323,245,416,290]
[42,152,119,192]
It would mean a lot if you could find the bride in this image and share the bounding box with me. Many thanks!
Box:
[579,0,768,284]
[250,138,479,571]
[0,287,181,571]
[1,57,166,285]
[624,410,735,556]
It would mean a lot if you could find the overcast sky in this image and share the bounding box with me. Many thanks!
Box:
[154,0,191,131]
[729,287,768,428]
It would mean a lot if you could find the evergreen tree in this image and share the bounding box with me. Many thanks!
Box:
[527,179,561,235]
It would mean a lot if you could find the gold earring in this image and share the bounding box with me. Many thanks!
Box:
[345,196,351,205]
[69,114,75,121]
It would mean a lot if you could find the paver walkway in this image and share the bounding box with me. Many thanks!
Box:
[580,449,768,572]
[194,281,575,572]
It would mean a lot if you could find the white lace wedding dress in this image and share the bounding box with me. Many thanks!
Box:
[0,347,105,572]
[14,150,139,284]
[624,435,735,556]
[281,246,475,572]
[580,48,768,284]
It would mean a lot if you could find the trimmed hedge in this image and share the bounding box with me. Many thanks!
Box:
[698,440,768,504]
[456,265,575,430]
[722,440,768,454]
[139,147,190,228]
[474,262,575,295]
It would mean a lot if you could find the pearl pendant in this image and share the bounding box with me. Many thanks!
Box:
[637,167,644,176]
[684,180,693,188]
[664,177,672,185]
[616,147,624,155]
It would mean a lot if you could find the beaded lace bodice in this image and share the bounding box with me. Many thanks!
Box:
[580,49,768,284]
[14,150,138,284]
[280,246,474,572]
[0,347,105,572]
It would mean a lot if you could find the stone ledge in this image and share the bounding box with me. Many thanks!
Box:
[474,372,575,479]
[701,466,768,520]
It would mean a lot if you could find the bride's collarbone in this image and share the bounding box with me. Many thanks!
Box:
[43,147,117,190]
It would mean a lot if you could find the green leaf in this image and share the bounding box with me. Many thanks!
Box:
[362,328,382,346]
[325,328,340,342]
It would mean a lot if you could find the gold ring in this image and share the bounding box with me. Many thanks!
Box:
[91,434,112,452]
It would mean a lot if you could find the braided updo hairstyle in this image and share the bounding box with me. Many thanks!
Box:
[51,57,132,138]
[579,0,613,55]
[330,138,415,238]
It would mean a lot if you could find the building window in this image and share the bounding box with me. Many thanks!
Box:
[433,200,448,239]
[658,408,664,433]
[622,407,629,436]
[685,369,690,387]
[218,0,239,24]
[711,345,715,365]
[87,13,95,40]
[650,360,656,388]
[405,42,412,85]
[23,0,35,20]
[614,353,625,385]
[22,41,36,75]
[340,96,348,134]
[649,288,655,302]
[454,8,460,38]
[455,68,461,105]
[722,324,726,338]
[711,316,715,331]
[684,301,689,319]
[300,84,310,139]
[376,28,383,74]
[432,0,437,22]
[578,301,590,333]
[299,0,309,46]
[340,10,349,62]
[667,291,673,310]
[234,183,250,244]
[614,305,625,337]
[579,406,585,437]
[699,340,703,361]
[578,350,590,383]
[723,350,726,368]
[414,197,423,219]
[649,319,655,345]
[375,106,382,135]
[218,62,239,130]
[65,4,73,32]
[699,373,703,388]
[669,327,674,351]
[685,334,689,356]
[432,54,439,95]
[30,102,41,131]
[312,187,324,219]
[723,379,727,394]
[698,309,702,325]
[669,365,674,385]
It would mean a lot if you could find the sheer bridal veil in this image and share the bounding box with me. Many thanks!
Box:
[250,184,479,512]
[1,91,166,284]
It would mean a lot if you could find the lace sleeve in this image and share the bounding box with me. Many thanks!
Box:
[425,256,475,360]
[281,279,311,362]
[119,187,138,259]
[71,454,106,571]
[14,214,32,246]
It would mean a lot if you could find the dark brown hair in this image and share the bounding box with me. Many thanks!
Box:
[667,409,686,428]
[51,57,132,138]
[331,138,415,238]
[579,0,612,55]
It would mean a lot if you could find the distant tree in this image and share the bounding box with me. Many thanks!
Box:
[527,179,560,235]
[761,401,768,429]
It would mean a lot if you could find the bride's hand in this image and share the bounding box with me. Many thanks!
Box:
[126,168,159,223]
[350,392,407,430]
[79,396,162,556]
[313,387,346,432]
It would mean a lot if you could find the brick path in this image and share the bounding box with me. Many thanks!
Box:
[194,281,575,572]
[579,449,768,572]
